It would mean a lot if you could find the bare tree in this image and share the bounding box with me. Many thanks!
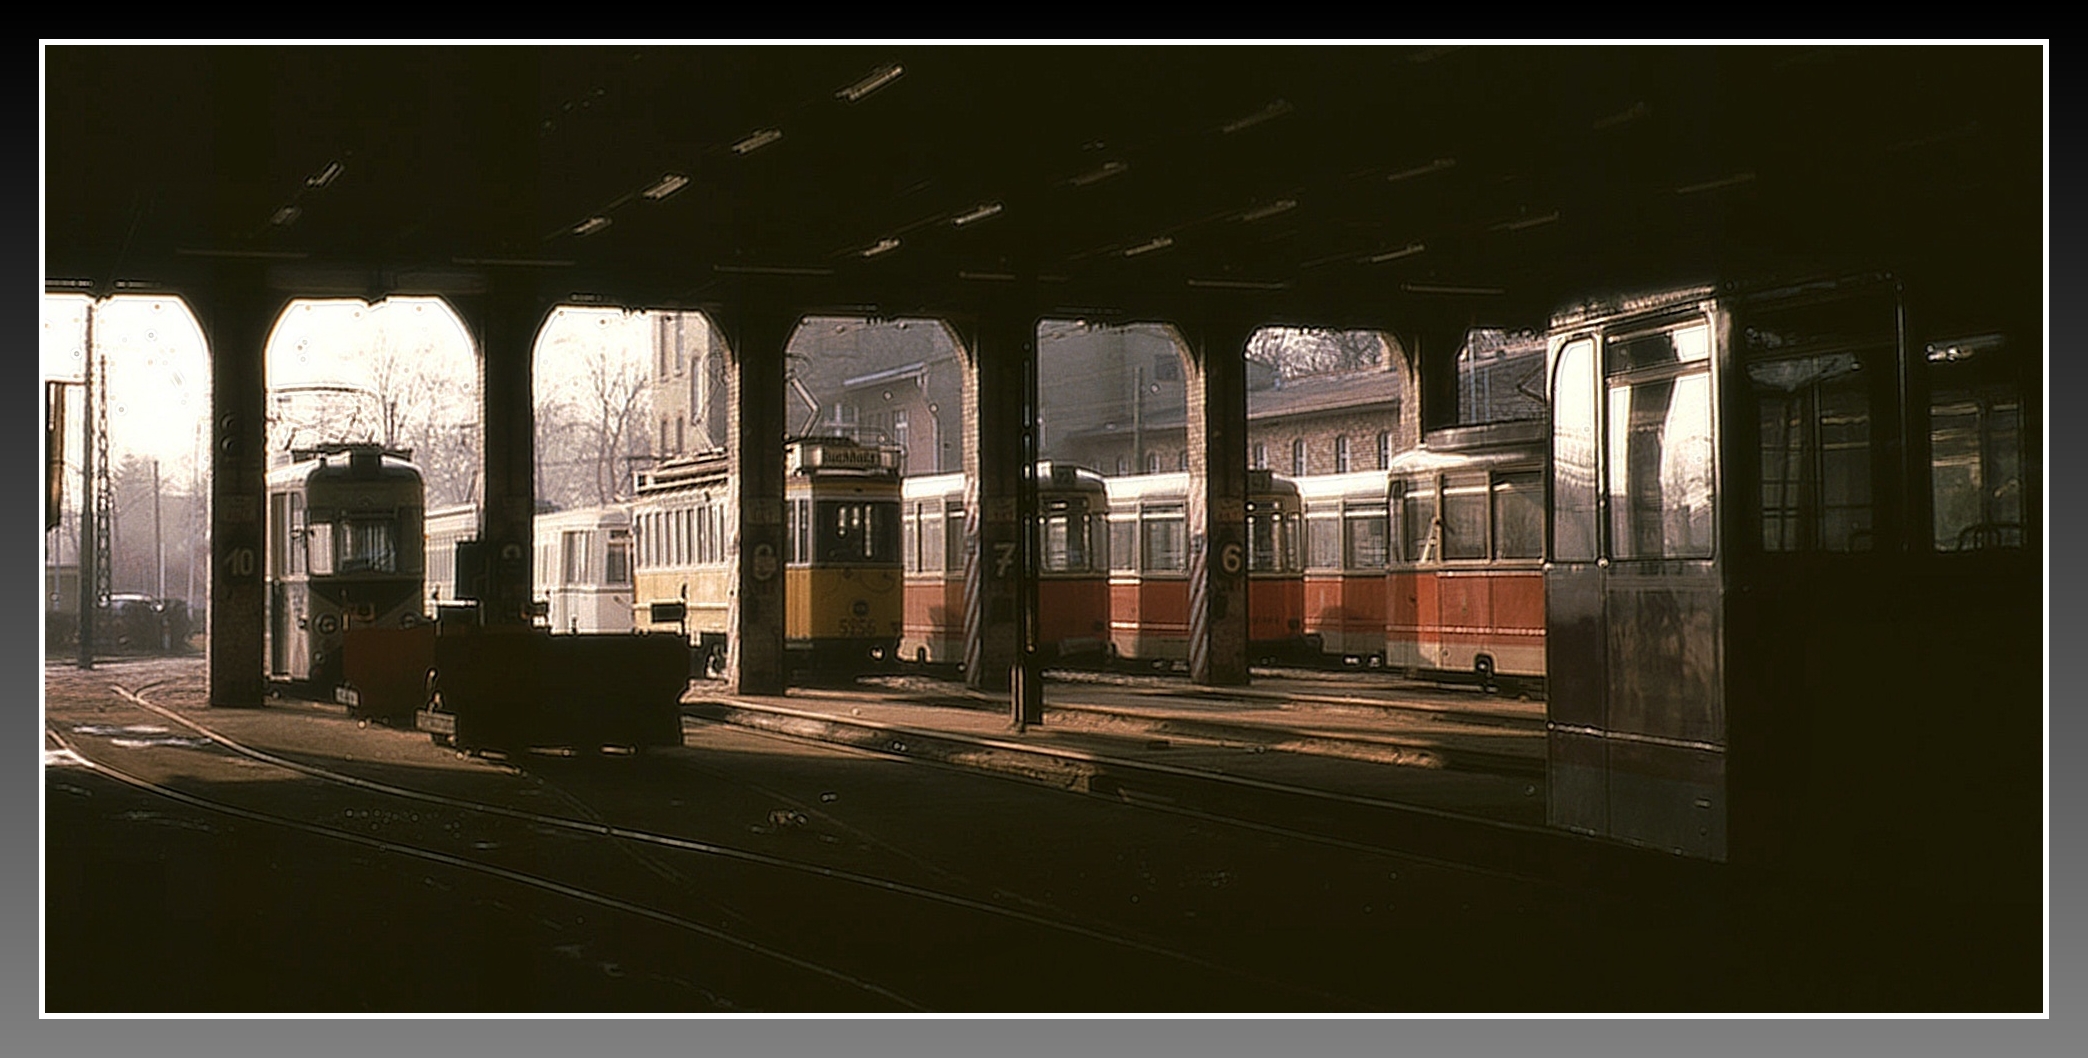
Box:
[535,334,653,511]
[533,396,594,512]
[1246,327,1387,379]
[265,315,482,508]
[581,342,650,504]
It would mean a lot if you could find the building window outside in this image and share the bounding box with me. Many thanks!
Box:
[1335,435,1351,473]
[1253,443,1267,470]
[1291,439,1306,476]
[1377,431,1392,470]
[1176,451,1187,471]
[1116,455,1129,475]
[1146,451,1161,474]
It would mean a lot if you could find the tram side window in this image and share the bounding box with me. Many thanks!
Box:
[1440,474,1489,560]
[1344,508,1390,569]
[1492,472,1544,560]
[1608,342,1715,559]
[945,506,966,571]
[1142,505,1187,572]
[1401,482,1439,564]
[1551,337,1599,562]
[561,530,590,586]
[606,529,632,585]
[1750,353,1873,552]
[1287,512,1304,571]
[1305,512,1341,570]
[918,505,945,573]
[270,494,290,577]
[902,505,920,573]
[1931,384,2024,551]
[1109,517,1137,572]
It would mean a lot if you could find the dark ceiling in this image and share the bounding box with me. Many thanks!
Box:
[43,44,2045,333]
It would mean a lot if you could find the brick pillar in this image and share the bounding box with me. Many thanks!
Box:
[716,307,794,696]
[1385,331,1424,456]
[1402,312,1472,438]
[1179,319,1257,687]
[452,283,553,627]
[202,272,283,707]
[959,309,1040,719]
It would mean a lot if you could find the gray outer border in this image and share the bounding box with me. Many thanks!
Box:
[18,41,2073,1057]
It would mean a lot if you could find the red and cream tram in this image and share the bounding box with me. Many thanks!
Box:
[900,463,1114,665]
[1384,421,1548,690]
[1296,470,1394,666]
[899,472,967,665]
[1106,469,1305,667]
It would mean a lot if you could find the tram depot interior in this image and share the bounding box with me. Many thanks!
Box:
[41,45,2045,1011]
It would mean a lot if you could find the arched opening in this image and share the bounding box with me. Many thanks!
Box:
[265,297,480,506]
[528,306,658,636]
[42,293,211,657]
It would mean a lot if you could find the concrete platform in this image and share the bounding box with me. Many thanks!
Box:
[687,668,1550,829]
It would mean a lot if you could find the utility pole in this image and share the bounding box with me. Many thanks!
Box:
[76,301,97,669]
[154,457,165,596]
[154,458,167,650]
[186,421,199,612]
[1132,364,1145,474]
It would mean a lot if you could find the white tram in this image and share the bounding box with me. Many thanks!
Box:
[264,444,426,689]
[533,504,636,634]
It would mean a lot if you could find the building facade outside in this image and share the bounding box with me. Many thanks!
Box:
[650,317,1544,481]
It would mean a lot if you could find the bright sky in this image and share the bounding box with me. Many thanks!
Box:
[40,294,655,486]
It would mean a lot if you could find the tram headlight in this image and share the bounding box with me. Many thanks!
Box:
[315,613,342,635]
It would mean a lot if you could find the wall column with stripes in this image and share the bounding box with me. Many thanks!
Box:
[1181,319,1257,687]
[958,308,1040,721]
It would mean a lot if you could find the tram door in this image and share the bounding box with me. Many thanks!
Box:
[1546,311,1727,861]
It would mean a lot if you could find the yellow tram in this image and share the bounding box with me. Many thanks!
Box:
[632,437,904,675]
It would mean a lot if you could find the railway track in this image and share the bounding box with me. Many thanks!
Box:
[55,679,1343,1010]
[793,674,1548,776]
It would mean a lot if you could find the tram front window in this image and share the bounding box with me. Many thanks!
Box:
[1249,508,1281,572]
[816,500,901,563]
[1043,508,1093,573]
[337,518,399,573]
